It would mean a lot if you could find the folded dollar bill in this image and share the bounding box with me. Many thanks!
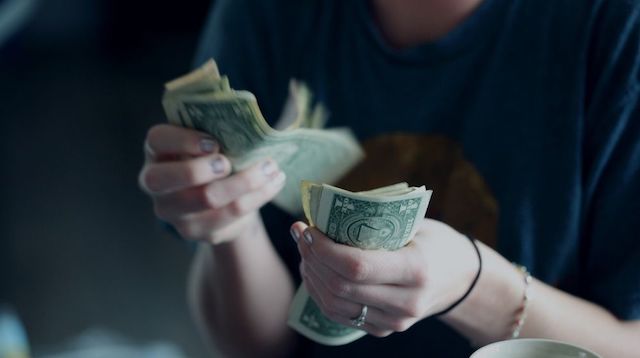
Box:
[161,59,364,214]
[288,182,432,345]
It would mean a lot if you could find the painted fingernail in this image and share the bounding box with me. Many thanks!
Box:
[211,157,226,174]
[200,138,217,153]
[261,160,277,176]
[303,230,313,245]
[290,227,299,243]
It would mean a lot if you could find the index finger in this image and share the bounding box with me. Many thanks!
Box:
[300,225,420,286]
[145,124,219,161]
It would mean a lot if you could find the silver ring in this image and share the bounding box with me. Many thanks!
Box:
[350,304,368,327]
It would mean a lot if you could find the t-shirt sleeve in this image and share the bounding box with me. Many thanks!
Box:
[582,1,640,320]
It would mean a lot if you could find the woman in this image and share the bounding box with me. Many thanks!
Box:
[139,0,640,356]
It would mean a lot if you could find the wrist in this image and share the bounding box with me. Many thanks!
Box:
[439,243,523,345]
[208,212,265,253]
[231,211,265,243]
[508,264,532,339]
[433,236,482,316]
[204,211,263,246]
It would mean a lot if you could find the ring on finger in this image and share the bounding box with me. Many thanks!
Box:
[350,304,368,328]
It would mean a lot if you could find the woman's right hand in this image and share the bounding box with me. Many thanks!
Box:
[138,124,286,244]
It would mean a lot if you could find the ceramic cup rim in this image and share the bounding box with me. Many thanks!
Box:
[470,338,602,358]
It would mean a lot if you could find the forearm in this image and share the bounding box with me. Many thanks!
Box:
[441,242,640,357]
[521,280,640,357]
[188,213,296,357]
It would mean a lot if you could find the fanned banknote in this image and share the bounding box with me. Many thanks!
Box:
[288,182,432,345]
[162,59,364,214]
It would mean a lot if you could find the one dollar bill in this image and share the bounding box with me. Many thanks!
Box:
[288,182,432,345]
[161,59,364,214]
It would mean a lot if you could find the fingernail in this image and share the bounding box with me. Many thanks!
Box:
[211,157,226,174]
[261,160,277,176]
[303,230,313,245]
[200,138,217,153]
[290,227,299,243]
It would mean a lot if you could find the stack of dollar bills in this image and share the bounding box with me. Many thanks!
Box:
[161,60,433,346]
[161,59,364,214]
[288,181,432,345]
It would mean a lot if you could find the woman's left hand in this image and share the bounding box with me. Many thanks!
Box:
[291,218,480,337]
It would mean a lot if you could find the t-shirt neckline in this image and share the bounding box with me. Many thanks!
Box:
[357,0,503,63]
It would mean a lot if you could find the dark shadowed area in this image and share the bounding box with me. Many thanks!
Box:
[0,0,214,356]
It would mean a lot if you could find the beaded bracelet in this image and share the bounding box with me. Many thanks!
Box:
[510,264,532,339]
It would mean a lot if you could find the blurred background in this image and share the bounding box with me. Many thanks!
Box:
[0,0,215,356]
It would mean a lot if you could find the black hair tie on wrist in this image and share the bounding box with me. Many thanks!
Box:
[434,236,483,316]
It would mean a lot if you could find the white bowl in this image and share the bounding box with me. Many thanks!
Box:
[470,339,601,358]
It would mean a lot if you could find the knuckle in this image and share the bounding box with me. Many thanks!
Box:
[203,186,224,209]
[237,170,262,191]
[400,297,422,318]
[204,229,224,244]
[389,319,412,332]
[175,221,203,240]
[404,295,428,319]
[345,258,370,282]
[327,276,352,298]
[369,329,393,338]
[228,199,249,217]
[189,188,215,212]
[167,189,212,216]
[410,263,429,287]
[180,163,200,185]
[404,306,421,319]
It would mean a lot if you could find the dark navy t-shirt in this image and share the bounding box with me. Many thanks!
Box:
[194,0,640,356]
